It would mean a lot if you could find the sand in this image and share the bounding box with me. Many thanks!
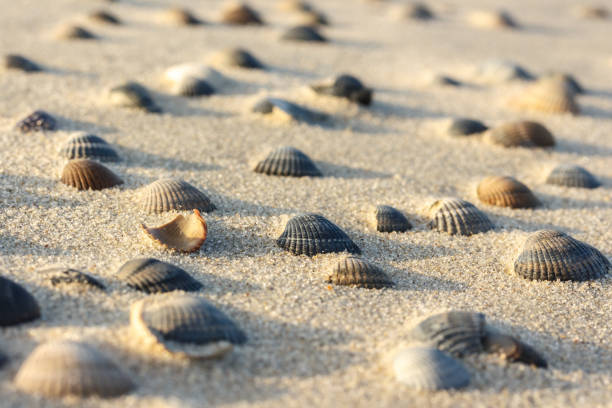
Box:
[0,0,611,406]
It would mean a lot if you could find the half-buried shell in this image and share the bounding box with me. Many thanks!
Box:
[392,347,470,391]
[0,276,40,327]
[327,256,393,288]
[391,3,434,20]
[427,198,493,236]
[40,267,105,290]
[252,97,329,124]
[117,258,203,293]
[253,146,321,177]
[163,63,227,94]
[89,10,121,25]
[142,210,208,253]
[509,78,579,114]
[54,24,97,40]
[3,54,42,72]
[466,10,518,29]
[209,48,264,69]
[139,178,216,213]
[484,121,555,148]
[368,205,411,233]
[220,2,263,25]
[281,25,327,42]
[483,331,547,368]
[311,74,372,106]
[477,176,539,209]
[108,82,162,113]
[545,164,600,188]
[60,159,123,190]
[445,118,488,137]
[16,110,56,133]
[59,134,120,162]
[160,7,203,25]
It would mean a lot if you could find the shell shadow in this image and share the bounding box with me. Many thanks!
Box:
[202,219,279,259]
[53,114,118,134]
[552,138,612,157]
[578,104,612,120]
[486,213,582,234]
[267,65,318,79]
[317,161,392,179]
[535,192,612,211]
[118,145,222,172]
[386,265,467,292]
[370,99,446,119]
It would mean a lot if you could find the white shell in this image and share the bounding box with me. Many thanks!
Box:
[393,347,470,390]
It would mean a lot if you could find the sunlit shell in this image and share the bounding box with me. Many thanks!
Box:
[475,60,534,83]
[296,9,329,26]
[392,347,470,390]
[477,176,539,209]
[253,146,321,177]
[368,205,411,233]
[327,256,393,288]
[484,121,555,148]
[142,209,208,253]
[60,159,123,191]
[573,5,609,19]
[252,97,329,124]
[209,48,264,69]
[40,267,105,290]
[2,54,42,72]
[0,276,40,327]
[278,0,313,12]
[15,340,135,398]
[509,79,579,114]
[540,73,584,95]
[59,134,120,162]
[467,10,518,29]
[281,25,327,42]
[277,213,361,256]
[172,76,215,97]
[117,258,202,293]
[54,24,97,40]
[445,118,488,137]
[545,164,600,189]
[483,332,547,368]
[163,63,228,91]
[108,82,161,113]
[160,7,203,25]
[391,3,434,20]
[130,294,246,359]
[220,2,263,25]
[89,10,121,25]
[427,198,493,236]
[510,230,611,281]
[311,74,372,105]
[16,110,56,133]
[140,178,216,213]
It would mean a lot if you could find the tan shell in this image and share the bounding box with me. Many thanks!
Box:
[139,178,216,214]
[427,198,493,236]
[327,256,394,288]
[60,159,123,191]
[160,7,203,25]
[88,10,121,25]
[484,121,555,148]
[509,79,579,114]
[368,205,411,232]
[54,24,97,40]
[477,176,539,209]
[142,209,208,252]
[15,340,135,398]
[278,0,312,12]
[220,2,263,25]
[466,10,517,29]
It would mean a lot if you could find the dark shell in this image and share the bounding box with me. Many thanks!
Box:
[252,97,329,124]
[89,10,121,24]
[427,198,493,236]
[277,214,361,256]
[327,256,393,288]
[400,3,434,20]
[108,82,161,113]
[312,74,372,106]
[545,164,600,189]
[281,25,327,42]
[163,7,203,25]
[477,176,540,209]
[485,121,555,148]
[117,258,203,293]
[216,48,264,69]
[221,3,263,25]
[510,230,610,281]
[59,134,120,162]
[447,118,488,136]
[483,332,547,368]
[393,347,470,391]
[430,75,461,87]
[0,276,40,327]
[254,146,321,177]
[370,205,411,233]
[42,267,105,290]
[3,54,42,72]
[57,25,97,40]
[173,77,215,97]
[140,178,216,214]
[16,110,56,133]
[60,159,123,191]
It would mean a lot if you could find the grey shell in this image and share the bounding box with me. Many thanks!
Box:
[60,159,123,191]
[371,205,411,233]
[510,230,610,281]
[108,82,161,113]
[220,48,264,69]
[281,25,327,42]
[277,213,361,256]
[3,54,42,72]
[447,118,488,136]
[254,146,322,177]
[172,77,215,97]
[89,10,121,24]
[427,198,493,236]
[393,347,470,391]
[252,97,329,124]
[59,134,120,162]
[545,164,600,189]
[59,25,97,39]
[485,121,555,148]
[311,74,372,106]
[402,3,434,20]
[43,267,105,290]
[0,276,40,327]
[140,178,216,213]
[117,258,203,293]
[16,110,56,133]
[327,256,393,288]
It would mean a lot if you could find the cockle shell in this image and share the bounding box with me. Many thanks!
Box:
[311,74,372,106]
[392,347,470,390]
[483,332,547,368]
[277,213,361,256]
[16,110,56,133]
[509,78,580,114]
[15,340,135,398]
[40,267,106,290]
[540,73,584,95]
[252,97,329,124]
[427,198,493,236]
[391,3,434,20]
[281,25,327,42]
[220,2,264,25]
[253,146,322,177]
[475,60,534,83]
[117,258,203,293]
[2,54,42,72]
[139,178,216,214]
[108,82,161,113]
[160,7,203,25]
[327,256,393,288]
[60,159,123,190]
[477,176,539,209]
[142,209,208,253]
[89,10,121,25]
[0,276,40,327]
[54,24,97,40]
[467,10,518,29]
[545,164,600,188]
[445,118,488,137]
[484,121,555,148]
[368,205,411,233]
[509,230,610,281]
[59,134,120,162]
[210,48,264,69]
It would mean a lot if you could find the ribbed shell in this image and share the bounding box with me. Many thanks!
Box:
[55,24,97,40]
[16,110,56,133]
[483,332,547,368]
[220,3,263,25]
[281,25,327,42]
[15,341,135,398]
[510,230,610,281]
[3,54,42,72]
[545,164,600,188]
[511,79,579,114]
[311,74,372,105]
[477,176,539,209]
[252,98,329,124]
[407,311,486,357]
[427,198,493,236]
[212,48,264,69]
[59,134,119,162]
[369,205,411,233]
[254,146,321,177]
[42,267,105,290]
[484,121,555,148]
[476,60,534,83]
[140,178,216,213]
[277,214,361,256]
[60,159,123,191]
[171,76,214,97]
[393,347,470,391]
[108,82,161,113]
[541,73,584,95]
[327,256,393,288]
[161,7,203,25]
[117,258,202,293]
[0,276,40,327]
[447,118,488,136]
[142,210,208,253]
[89,10,121,24]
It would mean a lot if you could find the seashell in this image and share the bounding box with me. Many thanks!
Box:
[209,48,264,69]
[277,213,361,256]
[509,230,610,281]
[281,25,327,42]
[2,54,42,72]
[545,164,600,189]
[278,0,313,12]
[392,347,470,390]
[427,198,493,236]
[130,294,246,359]
[59,133,120,162]
[484,121,555,148]
[573,5,609,19]
[54,24,97,40]
[252,97,329,124]
[327,255,393,288]
[220,2,264,25]
[0,276,40,327]
[477,176,539,209]
[368,205,411,233]
[60,159,123,190]
[253,146,322,177]
[41,267,105,290]
[392,3,435,20]
[139,178,216,214]
[483,331,547,368]
[467,10,518,29]
[163,63,227,92]
[540,73,584,95]
[476,60,534,83]
[311,74,372,106]
[108,82,161,113]
[117,258,202,293]
[160,7,203,25]
[509,79,579,114]
[171,76,215,97]
[445,118,488,137]
[142,209,208,253]
[89,10,121,25]
[428,74,461,87]
[15,340,135,398]
[16,110,56,133]
[296,9,329,26]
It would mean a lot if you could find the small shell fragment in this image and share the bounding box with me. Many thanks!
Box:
[160,7,203,25]
[327,256,393,288]
[428,74,461,87]
[41,267,106,290]
[210,48,264,69]
[139,178,216,214]
[252,97,329,124]
[467,10,518,29]
[142,209,208,253]
[509,78,579,115]
[117,258,202,293]
[2,54,42,72]
[60,159,123,191]
[483,332,547,368]
[545,164,600,189]
[393,347,470,391]
[16,110,56,133]
[220,2,264,25]
[427,198,493,236]
[0,276,40,327]
[59,134,120,162]
[89,10,121,25]
[477,176,539,209]
[54,24,97,40]
[281,25,327,42]
[108,82,162,113]
[311,74,372,106]
[368,205,411,233]
[484,121,555,148]
[445,118,488,137]
[253,146,321,177]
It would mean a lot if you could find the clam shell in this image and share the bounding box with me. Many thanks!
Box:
[427,198,493,236]
[369,205,411,233]
[142,209,208,253]
[253,146,322,177]
[164,63,227,91]
[476,60,534,83]
[108,82,161,113]
[392,3,434,20]
[477,176,539,209]
[139,178,216,213]
[220,3,263,25]
[89,10,121,25]
[16,110,56,133]
[393,347,470,391]
[281,25,327,42]
[15,340,135,398]
[446,118,488,137]
[483,332,547,368]
[252,97,329,124]
[510,79,579,114]
[117,258,202,293]
[0,276,40,327]
[41,267,105,290]
[327,256,393,288]
[545,164,600,188]
[467,10,518,29]
[130,294,246,359]
[54,24,97,40]
[277,213,361,256]
[161,7,203,25]
[210,48,264,69]
[509,230,610,281]
[3,54,42,72]
[311,74,372,105]
[484,121,555,148]
[60,159,123,191]
[296,9,329,26]
[59,134,120,162]
[541,73,584,95]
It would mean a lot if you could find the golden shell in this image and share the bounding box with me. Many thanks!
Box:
[484,121,555,148]
[477,176,539,208]
[509,78,580,114]
[142,209,208,253]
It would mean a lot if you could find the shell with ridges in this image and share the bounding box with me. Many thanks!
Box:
[142,209,208,253]
[220,2,263,25]
[510,79,579,114]
[0,276,40,327]
[483,332,547,368]
[545,164,600,188]
[59,134,120,162]
[40,267,105,290]
[427,198,493,236]
[253,146,321,177]
[484,121,555,148]
[60,159,123,191]
[477,176,539,209]
[16,110,56,133]
[139,178,216,213]
[281,25,327,42]
[108,82,161,113]
[117,258,203,293]
[327,256,393,288]
[369,205,411,233]
[3,54,42,72]
[392,347,470,390]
